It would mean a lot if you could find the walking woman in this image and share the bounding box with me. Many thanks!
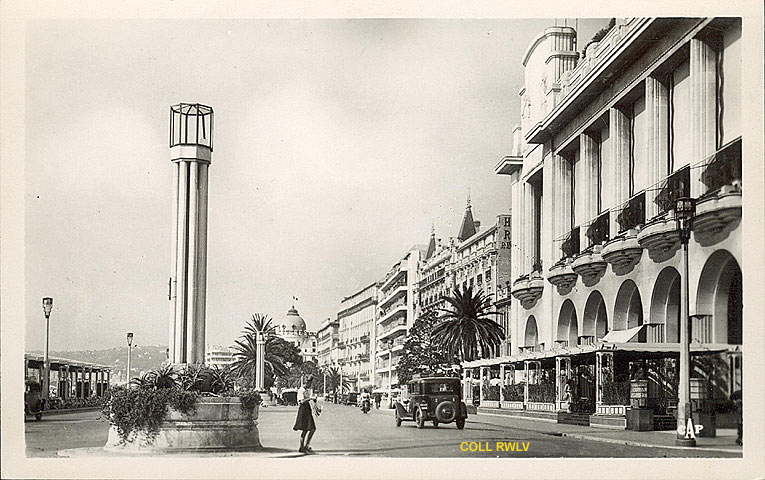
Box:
[293,375,320,453]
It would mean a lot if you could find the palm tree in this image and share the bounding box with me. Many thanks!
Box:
[231,332,299,388]
[433,285,505,362]
[323,366,351,400]
[243,313,276,338]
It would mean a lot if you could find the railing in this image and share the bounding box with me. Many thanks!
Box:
[653,165,690,216]
[616,191,645,233]
[699,137,742,196]
[379,319,407,337]
[379,298,407,319]
[559,226,580,261]
[584,211,610,249]
[392,336,406,347]
[360,334,370,343]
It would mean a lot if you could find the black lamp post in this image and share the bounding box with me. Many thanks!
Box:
[42,297,54,406]
[675,197,696,447]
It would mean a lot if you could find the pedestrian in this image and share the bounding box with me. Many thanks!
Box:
[374,392,381,409]
[293,375,320,453]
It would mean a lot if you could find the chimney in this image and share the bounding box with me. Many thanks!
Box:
[473,221,481,232]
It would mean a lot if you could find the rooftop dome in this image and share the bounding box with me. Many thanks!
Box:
[278,306,307,332]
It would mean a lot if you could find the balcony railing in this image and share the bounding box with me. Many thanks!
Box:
[699,137,742,196]
[559,226,580,261]
[653,165,690,216]
[616,191,645,233]
[584,211,610,249]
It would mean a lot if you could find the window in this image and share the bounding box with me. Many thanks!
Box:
[598,125,609,212]
[669,59,691,171]
[630,95,648,195]
[720,21,742,146]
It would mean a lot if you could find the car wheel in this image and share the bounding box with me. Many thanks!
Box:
[395,412,402,427]
[35,413,42,421]
[432,420,439,427]
[456,418,465,430]
[415,408,425,429]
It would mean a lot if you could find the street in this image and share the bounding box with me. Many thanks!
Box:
[26,402,740,458]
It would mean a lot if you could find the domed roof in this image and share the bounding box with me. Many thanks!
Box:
[278,306,307,331]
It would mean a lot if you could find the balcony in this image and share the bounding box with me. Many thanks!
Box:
[693,138,742,242]
[511,269,544,309]
[360,334,370,343]
[378,301,407,326]
[602,192,645,275]
[572,212,609,285]
[548,228,580,294]
[380,264,407,292]
[378,320,407,341]
[379,283,407,309]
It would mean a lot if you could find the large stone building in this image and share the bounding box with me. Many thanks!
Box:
[337,283,378,391]
[415,228,457,317]
[205,345,235,368]
[452,210,513,357]
[375,245,426,390]
[274,306,318,364]
[466,18,742,431]
[316,317,340,370]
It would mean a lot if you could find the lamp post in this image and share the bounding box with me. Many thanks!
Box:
[42,297,53,406]
[675,197,696,447]
[126,332,134,387]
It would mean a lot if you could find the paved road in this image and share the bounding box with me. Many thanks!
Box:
[26,402,739,458]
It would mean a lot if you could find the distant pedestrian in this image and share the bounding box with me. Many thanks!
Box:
[293,376,320,453]
[374,392,381,409]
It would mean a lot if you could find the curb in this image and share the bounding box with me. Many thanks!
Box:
[470,412,741,454]
[558,432,742,454]
[42,407,101,417]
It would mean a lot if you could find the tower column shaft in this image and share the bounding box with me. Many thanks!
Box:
[195,163,209,363]
[170,161,179,359]
[173,160,189,363]
[186,160,199,363]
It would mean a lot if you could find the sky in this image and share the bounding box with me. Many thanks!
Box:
[24,18,609,352]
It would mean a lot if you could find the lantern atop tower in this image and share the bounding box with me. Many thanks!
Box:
[170,103,214,151]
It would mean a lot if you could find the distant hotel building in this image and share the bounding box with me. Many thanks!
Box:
[316,317,340,370]
[205,345,235,368]
[375,245,426,390]
[464,18,742,430]
[337,284,378,390]
[274,306,318,363]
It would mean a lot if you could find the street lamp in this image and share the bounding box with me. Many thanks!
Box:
[675,197,696,447]
[126,332,134,387]
[42,297,53,406]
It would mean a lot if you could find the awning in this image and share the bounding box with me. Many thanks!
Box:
[602,325,645,343]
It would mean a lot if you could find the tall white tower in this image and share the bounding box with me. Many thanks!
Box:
[168,103,213,364]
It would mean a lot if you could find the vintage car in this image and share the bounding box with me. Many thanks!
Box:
[393,376,467,429]
[344,392,359,406]
[24,380,45,421]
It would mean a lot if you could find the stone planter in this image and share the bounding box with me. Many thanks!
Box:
[104,396,261,453]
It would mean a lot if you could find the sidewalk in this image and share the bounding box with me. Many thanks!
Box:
[467,410,742,454]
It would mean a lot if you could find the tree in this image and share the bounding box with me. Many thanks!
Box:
[244,313,276,337]
[231,318,302,389]
[278,360,321,389]
[323,366,351,399]
[433,285,505,362]
[396,310,459,385]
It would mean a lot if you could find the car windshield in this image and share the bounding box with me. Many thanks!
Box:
[423,382,457,394]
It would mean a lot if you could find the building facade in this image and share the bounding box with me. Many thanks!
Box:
[316,317,340,370]
[274,306,318,364]
[467,18,742,430]
[415,228,457,317]
[452,212,513,357]
[205,345,235,368]
[375,245,426,390]
[337,284,378,391]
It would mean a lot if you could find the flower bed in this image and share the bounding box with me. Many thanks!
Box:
[502,384,524,401]
[528,383,556,403]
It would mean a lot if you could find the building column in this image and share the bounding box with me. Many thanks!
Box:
[87,368,93,398]
[645,76,669,219]
[173,161,189,364]
[106,370,110,392]
[524,182,535,272]
[609,107,631,239]
[690,36,718,198]
[596,351,614,407]
[581,133,600,223]
[523,361,530,406]
[499,364,506,405]
[464,369,471,401]
[555,357,563,410]
[479,367,486,405]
